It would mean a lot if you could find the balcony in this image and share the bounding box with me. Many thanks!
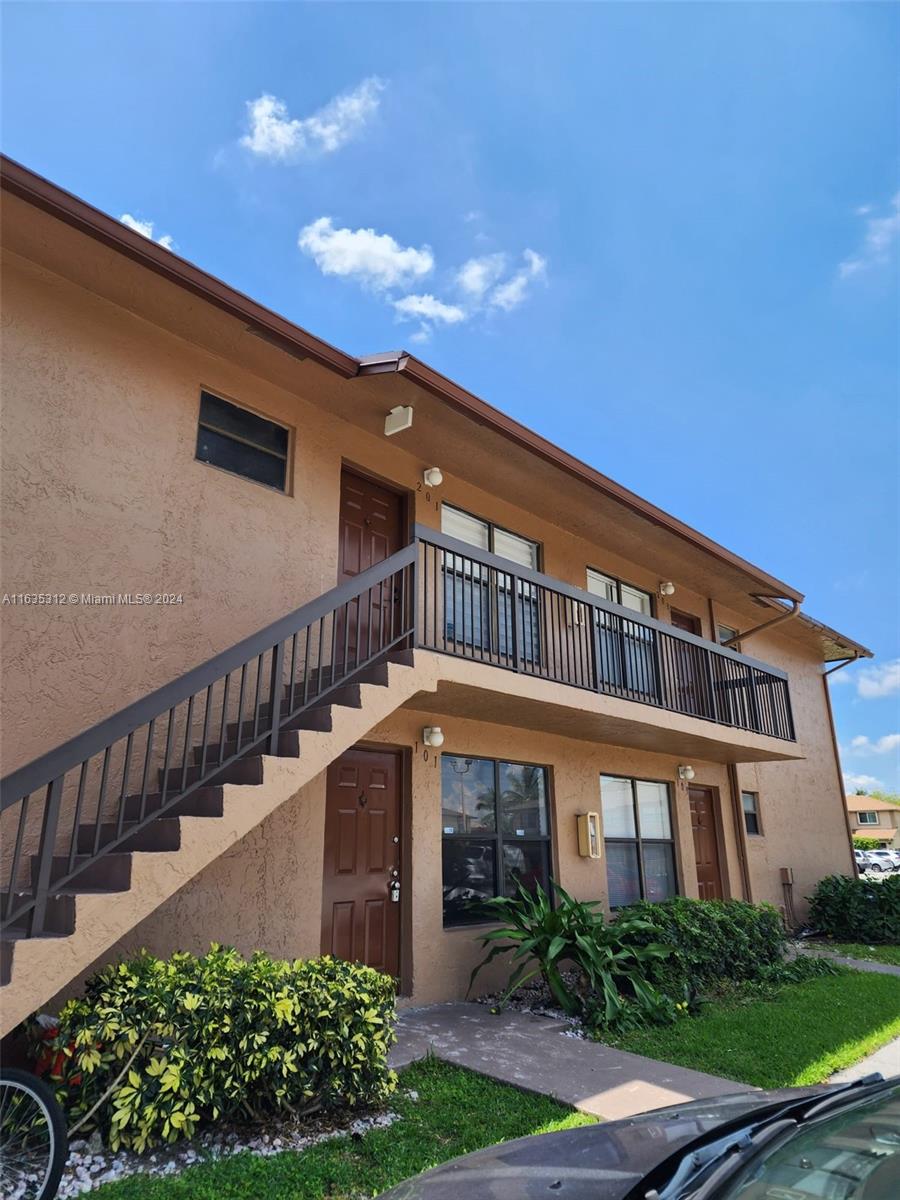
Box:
[413,527,798,762]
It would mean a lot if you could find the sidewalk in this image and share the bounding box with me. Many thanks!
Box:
[794,944,900,978]
[390,1002,752,1120]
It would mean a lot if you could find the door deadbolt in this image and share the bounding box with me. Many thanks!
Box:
[389,881,401,903]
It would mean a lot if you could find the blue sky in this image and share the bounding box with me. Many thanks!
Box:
[3,2,898,790]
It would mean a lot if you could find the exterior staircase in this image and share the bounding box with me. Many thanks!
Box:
[0,546,435,1035]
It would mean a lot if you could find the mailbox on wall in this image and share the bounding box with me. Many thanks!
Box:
[576,812,602,859]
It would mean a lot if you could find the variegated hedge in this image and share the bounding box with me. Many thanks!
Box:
[27,945,397,1152]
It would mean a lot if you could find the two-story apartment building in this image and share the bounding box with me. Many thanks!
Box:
[847,796,900,848]
[0,157,872,1035]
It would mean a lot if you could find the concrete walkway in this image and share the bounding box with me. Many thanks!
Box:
[390,1002,752,1120]
[829,1036,900,1084]
[795,945,900,977]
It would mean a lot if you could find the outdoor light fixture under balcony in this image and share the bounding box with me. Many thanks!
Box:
[678,765,696,781]
[423,467,443,488]
[659,581,676,597]
[423,726,445,748]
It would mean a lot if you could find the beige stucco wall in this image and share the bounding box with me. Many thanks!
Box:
[49,712,734,1010]
[2,233,855,1010]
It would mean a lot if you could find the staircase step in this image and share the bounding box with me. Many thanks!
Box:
[118,787,225,821]
[159,755,264,791]
[1,893,75,936]
[76,819,181,855]
[30,854,132,893]
[193,731,299,764]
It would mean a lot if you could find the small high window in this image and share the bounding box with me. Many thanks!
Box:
[741,791,762,836]
[718,624,740,648]
[196,390,289,491]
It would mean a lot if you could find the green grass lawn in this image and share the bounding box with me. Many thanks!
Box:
[808,941,900,967]
[612,969,900,1089]
[90,1058,595,1200]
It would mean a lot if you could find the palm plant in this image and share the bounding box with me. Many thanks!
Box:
[468,880,673,1028]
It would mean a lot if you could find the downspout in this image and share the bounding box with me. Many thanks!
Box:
[727,763,753,902]
[822,654,863,879]
[720,597,801,648]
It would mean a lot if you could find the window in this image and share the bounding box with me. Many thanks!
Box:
[601,776,677,907]
[587,570,657,698]
[857,811,880,826]
[441,505,541,661]
[586,569,653,615]
[741,791,762,836]
[441,754,552,926]
[196,390,289,491]
[718,624,740,648]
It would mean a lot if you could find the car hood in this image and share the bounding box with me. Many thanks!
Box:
[378,1085,827,1200]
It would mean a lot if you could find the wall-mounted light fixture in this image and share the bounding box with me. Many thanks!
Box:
[677,764,695,782]
[384,405,414,437]
[658,581,676,597]
[576,812,602,859]
[423,467,443,488]
[423,726,445,748]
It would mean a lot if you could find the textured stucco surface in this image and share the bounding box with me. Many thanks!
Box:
[1,211,855,1016]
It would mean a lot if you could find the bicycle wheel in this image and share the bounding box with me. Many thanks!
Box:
[0,1068,67,1200]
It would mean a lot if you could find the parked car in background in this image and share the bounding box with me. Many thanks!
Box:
[855,849,883,873]
[866,849,900,872]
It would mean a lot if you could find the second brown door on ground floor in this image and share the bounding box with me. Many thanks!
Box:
[321,747,401,977]
[689,784,724,900]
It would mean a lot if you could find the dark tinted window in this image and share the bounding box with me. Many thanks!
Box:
[441,755,552,926]
[196,391,289,491]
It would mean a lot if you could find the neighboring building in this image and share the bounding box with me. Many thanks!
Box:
[847,796,900,848]
[0,157,872,1035]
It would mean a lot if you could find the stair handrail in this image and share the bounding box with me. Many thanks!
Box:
[1,543,417,809]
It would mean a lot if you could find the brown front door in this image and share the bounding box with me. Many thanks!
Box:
[689,785,724,899]
[337,469,405,669]
[321,747,401,977]
[670,609,702,636]
[669,609,705,714]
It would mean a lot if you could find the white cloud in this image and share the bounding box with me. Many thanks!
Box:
[456,253,507,299]
[848,733,900,756]
[839,192,900,278]
[298,217,433,290]
[120,213,175,251]
[241,78,385,161]
[856,659,900,700]
[392,294,466,324]
[488,248,547,311]
[843,772,884,793]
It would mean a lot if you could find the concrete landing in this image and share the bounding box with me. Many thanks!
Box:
[390,1002,753,1120]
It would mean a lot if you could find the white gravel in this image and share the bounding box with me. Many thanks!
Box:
[53,1103,409,1197]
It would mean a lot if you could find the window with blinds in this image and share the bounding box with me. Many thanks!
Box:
[586,569,657,698]
[440,505,541,660]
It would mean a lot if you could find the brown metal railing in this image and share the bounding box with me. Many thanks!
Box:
[1,529,795,940]
[415,526,795,741]
[1,546,416,936]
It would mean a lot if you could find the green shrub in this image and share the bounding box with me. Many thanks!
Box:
[808,874,900,944]
[29,945,397,1152]
[618,897,786,997]
[853,836,882,851]
[468,880,677,1032]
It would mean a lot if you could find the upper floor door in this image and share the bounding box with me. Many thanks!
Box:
[338,468,406,669]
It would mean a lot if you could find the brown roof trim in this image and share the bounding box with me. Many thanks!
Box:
[360,352,806,604]
[9,154,870,625]
[0,155,358,380]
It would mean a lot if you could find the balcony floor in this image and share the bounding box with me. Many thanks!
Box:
[403,651,804,764]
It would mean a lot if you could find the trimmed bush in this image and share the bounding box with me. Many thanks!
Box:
[29,945,397,1151]
[808,874,900,944]
[618,897,786,996]
[853,836,882,851]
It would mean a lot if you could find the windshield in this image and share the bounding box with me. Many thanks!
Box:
[726,1083,900,1200]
